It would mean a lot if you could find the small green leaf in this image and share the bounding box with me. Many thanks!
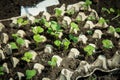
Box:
[69,34,78,43]
[62,38,70,50]
[22,52,33,62]
[32,26,44,34]
[50,21,61,31]
[0,66,4,75]
[55,8,62,17]
[66,7,75,15]
[108,26,115,33]
[16,38,25,46]
[84,45,95,56]
[48,57,57,68]
[110,8,115,13]
[10,42,18,49]
[33,34,44,43]
[26,69,36,79]
[102,39,114,49]
[12,34,19,39]
[115,28,120,33]
[17,18,23,24]
[54,40,61,47]
[98,17,106,25]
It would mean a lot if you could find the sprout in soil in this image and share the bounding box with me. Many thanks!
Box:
[87,30,93,35]
[33,34,46,45]
[66,7,75,16]
[83,0,92,10]
[75,15,82,22]
[98,17,106,25]
[26,69,36,79]
[62,38,71,50]
[0,66,4,75]
[70,22,80,34]
[108,26,116,34]
[115,27,120,33]
[21,52,33,62]
[102,39,114,49]
[87,15,96,21]
[32,26,44,34]
[9,42,18,50]
[48,57,57,68]
[17,18,29,26]
[69,34,78,43]
[54,40,62,49]
[39,17,47,25]
[55,8,62,17]
[102,7,115,14]
[84,44,95,56]
[16,37,25,46]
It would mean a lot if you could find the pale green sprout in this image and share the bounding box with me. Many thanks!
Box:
[26,69,36,79]
[84,45,95,56]
[102,39,114,49]
[48,57,57,68]
[22,52,33,62]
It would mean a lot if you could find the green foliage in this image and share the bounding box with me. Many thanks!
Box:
[55,8,62,17]
[17,18,29,26]
[98,17,106,25]
[22,52,33,62]
[87,30,93,35]
[0,66,4,75]
[26,69,36,79]
[108,26,115,33]
[16,37,25,46]
[69,34,78,43]
[54,40,61,48]
[48,57,57,68]
[50,21,61,31]
[102,7,115,14]
[12,33,19,39]
[62,38,71,50]
[66,7,75,16]
[33,34,45,43]
[115,27,120,33]
[10,42,18,49]
[83,0,92,10]
[70,22,80,33]
[32,26,44,34]
[40,17,47,25]
[75,15,82,22]
[87,16,96,21]
[102,39,114,49]
[84,45,95,56]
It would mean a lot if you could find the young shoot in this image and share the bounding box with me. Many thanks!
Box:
[108,26,116,34]
[69,34,78,43]
[21,52,33,62]
[98,17,106,25]
[26,69,36,79]
[17,18,29,26]
[115,28,120,33]
[16,37,25,46]
[83,0,92,10]
[70,22,80,34]
[55,8,62,17]
[102,39,114,49]
[87,15,96,21]
[48,57,57,68]
[33,34,46,43]
[39,17,47,25]
[62,38,71,50]
[32,26,44,34]
[84,44,95,56]
[9,42,18,50]
[0,66,4,75]
[102,7,115,14]
[66,7,75,16]
[54,40,62,48]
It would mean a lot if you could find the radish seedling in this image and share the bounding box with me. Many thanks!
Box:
[84,45,95,56]
[9,42,18,50]
[21,52,33,62]
[55,8,62,17]
[48,57,57,68]
[26,69,36,79]
[102,39,114,49]
[70,22,80,34]
[62,38,71,50]
[0,66,4,75]
[32,26,44,34]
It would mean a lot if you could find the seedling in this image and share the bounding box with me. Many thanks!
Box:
[115,28,120,33]
[87,30,93,35]
[16,37,25,46]
[17,18,29,26]
[102,7,115,14]
[9,42,18,50]
[108,26,115,34]
[54,40,62,48]
[26,69,36,79]
[0,66,4,75]
[70,22,80,34]
[39,17,47,25]
[21,52,33,62]
[48,57,57,68]
[66,7,75,16]
[83,0,92,10]
[32,26,44,34]
[75,15,82,22]
[12,33,19,40]
[62,38,71,50]
[55,8,62,17]
[84,45,95,56]
[102,39,114,49]
[69,34,78,43]
[98,17,106,25]
[87,15,96,21]
[33,34,46,43]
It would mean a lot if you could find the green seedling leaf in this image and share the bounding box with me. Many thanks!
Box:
[17,18,23,24]
[34,19,40,23]
[0,66,4,75]
[69,34,78,43]
[32,26,44,34]
[40,17,47,25]
[70,22,80,33]
[108,26,115,33]
[50,21,61,31]
[12,33,19,39]
[22,52,33,62]
[54,40,61,47]
[102,7,110,14]
[33,34,45,43]
[48,57,57,68]
[66,7,75,16]
[62,38,70,50]
[87,16,96,21]
[10,42,18,49]
[16,38,25,46]
[44,22,50,27]
[102,39,114,49]
[55,8,62,17]
[98,17,106,25]
[26,69,36,79]
[83,0,92,10]
[87,30,93,35]
[115,28,120,33]
[84,45,95,56]
[110,8,115,13]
